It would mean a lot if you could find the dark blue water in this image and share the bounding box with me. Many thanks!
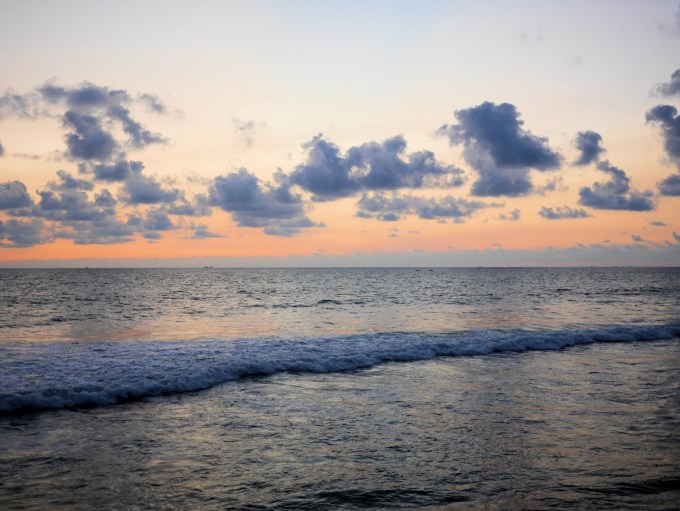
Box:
[1,268,679,509]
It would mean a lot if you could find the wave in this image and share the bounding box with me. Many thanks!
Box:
[1,323,679,414]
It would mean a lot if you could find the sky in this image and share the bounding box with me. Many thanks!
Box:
[1,0,680,267]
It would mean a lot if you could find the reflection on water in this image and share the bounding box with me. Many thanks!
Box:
[2,340,679,510]
[2,267,679,343]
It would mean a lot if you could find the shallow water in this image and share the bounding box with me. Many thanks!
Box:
[2,340,679,510]
[1,268,679,509]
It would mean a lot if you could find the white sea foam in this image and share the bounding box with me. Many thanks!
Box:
[1,323,679,413]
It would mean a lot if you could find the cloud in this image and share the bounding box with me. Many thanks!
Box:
[646,104,680,167]
[539,205,591,220]
[143,210,174,231]
[2,82,168,162]
[0,141,4,157]
[35,188,114,222]
[0,219,46,247]
[573,130,605,166]
[658,174,680,196]
[121,172,182,205]
[0,89,44,120]
[138,93,168,114]
[91,160,144,182]
[674,232,680,243]
[578,160,655,211]
[499,209,521,221]
[438,102,561,196]
[650,221,667,227]
[288,134,465,201]
[107,104,168,149]
[647,104,680,194]
[658,4,680,35]
[631,234,648,243]
[192,224,224,239]
[48,170,94,191]
[232,117,265,147]
[56,216,136,245]
[209,168,320,236]
[654,68,680,97]
[62,111,120,161]
[0,181,33,209]
[164,194,211,216]
[356,193,498,222]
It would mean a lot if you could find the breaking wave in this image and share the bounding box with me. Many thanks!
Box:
[1,323,679,414]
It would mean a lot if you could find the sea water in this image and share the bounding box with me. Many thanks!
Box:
[1,268,679,509]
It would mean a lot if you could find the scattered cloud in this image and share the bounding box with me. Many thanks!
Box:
[288,134,465,201]
[0,219,46,247]
[0,181,33,209]
[209,168,320,236]
[121,172,183,205]
[539,205,590,220]
[578,160,655,211]
[48,170,94,191]
[573,130,605,166]
[232,117,264,147]
[356,193,499,222]
[91,160,144,182]
[650,221,667,227]
[658,174,680,196]
[1,81,169,163]
[192,224,224,239]
[654,68,680,97]
[646,104,680,169]
[438,101,561,196]
[646,104,680,195]
[499,209,521,221]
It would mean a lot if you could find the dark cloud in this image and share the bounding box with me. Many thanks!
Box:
[573,131,605,166]
[356,193,498,222]
[56,217,136,245]
[36,189,113,222]
[144,232,163,240]
[0,140,4,156]
[647,104,680,194]
[144,210,174,231]
[646,104,680,165]
[650,221,667,227]
[49,170,94,191]
[0,181,33,209]
[655,68,680,97]
[539,205,591,220]
[121,173,182,205]
[63,111,119,161]
[0,219,46,247]
[107,104,168,149]
[209,168,320,236]
[3,82,169,162]
[674,232,680,243]
[631,234,647,243]
[578,160,655,211]
[658,174,680,196]
[91,160,144,182]
[192,224,224,239]
[288,134,465,201]
[438,101,561,197]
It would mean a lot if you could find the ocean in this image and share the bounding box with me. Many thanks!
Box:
[1,267,679,509]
